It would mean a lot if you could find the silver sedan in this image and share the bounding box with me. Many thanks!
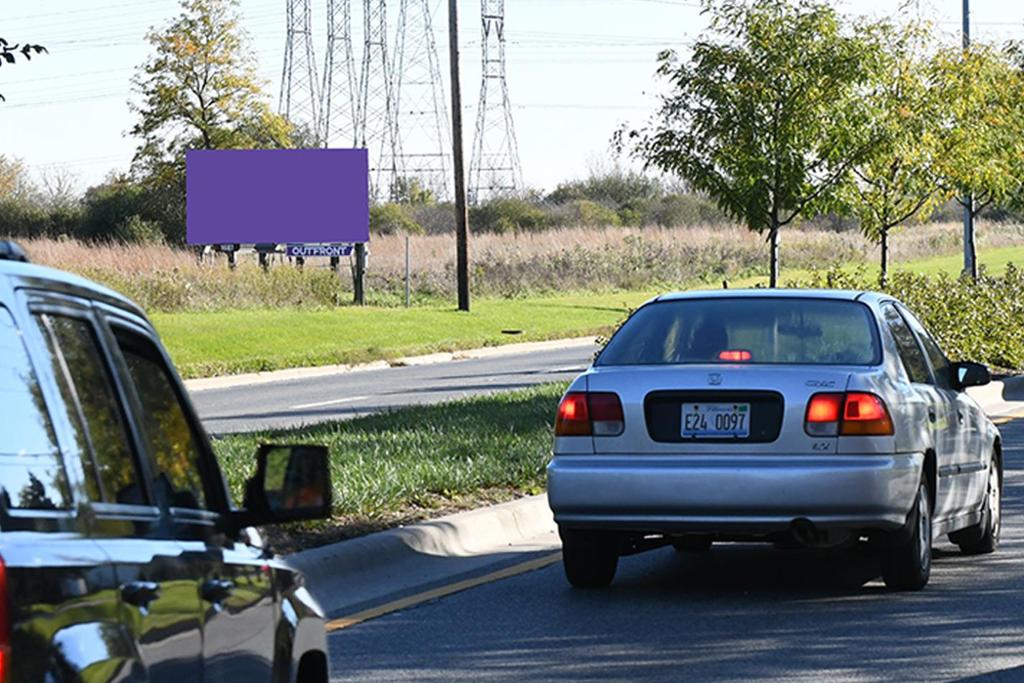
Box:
[547,289,1002,590]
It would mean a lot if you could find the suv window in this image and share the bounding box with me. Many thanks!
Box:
[34,313,145,505]
[114,328,208,510]
[0,307,71,511]
[897,305,953,390]
[881,304,932,385]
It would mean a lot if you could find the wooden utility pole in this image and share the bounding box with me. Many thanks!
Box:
[962,0,978,279]
[448,0,471,311]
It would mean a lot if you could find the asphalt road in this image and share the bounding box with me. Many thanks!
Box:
[191,344,596,434]
[327,418,1024,682]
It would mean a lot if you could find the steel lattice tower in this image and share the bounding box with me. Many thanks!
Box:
[321,0,358,148]
[469,0,522,202]
[393,0,451,201]
[358,0,401,200]
[280,0,321,141]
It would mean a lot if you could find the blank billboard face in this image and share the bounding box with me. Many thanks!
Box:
[186,148,370,245]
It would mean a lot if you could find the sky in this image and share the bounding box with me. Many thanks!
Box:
[2,0,1024,194]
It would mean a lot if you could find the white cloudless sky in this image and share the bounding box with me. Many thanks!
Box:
[2,0,1023,193]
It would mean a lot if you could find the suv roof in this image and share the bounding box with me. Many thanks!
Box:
[0,257,146,319]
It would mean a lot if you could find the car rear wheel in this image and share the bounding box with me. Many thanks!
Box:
[672,536,713,552]
[951,457,1001,555]
[880,481,931,591]
[561,530,618,588]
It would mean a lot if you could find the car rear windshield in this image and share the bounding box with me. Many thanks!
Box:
[596,297,881,366]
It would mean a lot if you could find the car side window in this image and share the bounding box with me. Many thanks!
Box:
[881,304,932,385]
[113,327,208,511]
[33,313,146,506]
[897,305,953,390]
[0,307,72,511]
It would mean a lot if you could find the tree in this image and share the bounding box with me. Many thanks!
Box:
[622,0,882,287]
[0,37,47,102]
[930,43,1024,242]
[846,20,944,286]
[130,0,293,241]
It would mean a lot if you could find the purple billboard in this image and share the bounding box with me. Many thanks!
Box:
[186,148,369,245]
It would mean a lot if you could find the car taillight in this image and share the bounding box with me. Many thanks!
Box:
[0,555,9,683]
[841,392,894,436]
[717,350,752,362]
[805,392,894,437]
[555,392,624,437]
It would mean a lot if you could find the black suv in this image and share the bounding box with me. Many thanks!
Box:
[0,242,331,681]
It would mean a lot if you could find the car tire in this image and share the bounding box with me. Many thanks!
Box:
[951,457,1001,556]
[880,481,932,591]
[672,536,713,552]
[561,531,618,588]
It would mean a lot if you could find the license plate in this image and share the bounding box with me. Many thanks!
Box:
[681,403,751,438]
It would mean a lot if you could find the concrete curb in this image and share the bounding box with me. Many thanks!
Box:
[968,376,1024,421]
[284,494,559,617]
[185,336,597,393]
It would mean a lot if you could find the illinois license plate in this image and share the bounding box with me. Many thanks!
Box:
[681,403,751,438]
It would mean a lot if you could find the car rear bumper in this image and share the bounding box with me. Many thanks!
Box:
[547,453,923,534]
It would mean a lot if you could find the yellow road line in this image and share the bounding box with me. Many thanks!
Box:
[992,410,1024,425]
[325,551,563,632]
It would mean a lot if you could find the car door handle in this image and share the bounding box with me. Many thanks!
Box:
[200,578,235,604]
[957,411,964,425]
[120,581,161,609]
[928,410,937,423]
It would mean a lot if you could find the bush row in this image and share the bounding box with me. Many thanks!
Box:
[788,266,1024,371]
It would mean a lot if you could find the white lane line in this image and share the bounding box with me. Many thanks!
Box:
[291,395,370,411]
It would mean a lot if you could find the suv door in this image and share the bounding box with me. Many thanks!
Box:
[0,302,128,682]
[881,302,960,522]
[27,297,205,680]
[104,315,278,681]
[898,304,986,515]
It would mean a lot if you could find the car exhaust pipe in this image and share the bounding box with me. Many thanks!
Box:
[790,518,822,547]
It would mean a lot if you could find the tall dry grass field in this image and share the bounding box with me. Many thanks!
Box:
[9,221,1023,312]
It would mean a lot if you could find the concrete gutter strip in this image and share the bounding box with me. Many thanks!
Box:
[285,494,558,617]
[184,336,597,393]
[967,376,1024,421]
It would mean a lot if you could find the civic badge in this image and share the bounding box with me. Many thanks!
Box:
[707,373,723,386]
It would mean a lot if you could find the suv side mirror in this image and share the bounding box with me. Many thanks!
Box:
[235,444,332,529]
[953,361,991,390]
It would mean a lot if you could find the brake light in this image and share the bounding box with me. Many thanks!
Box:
[556,393,590,436]
[0,555,9,683]
[718,350,752,362]
[555,392,624,437]
[842,392,894,436]
[805,392,894,437]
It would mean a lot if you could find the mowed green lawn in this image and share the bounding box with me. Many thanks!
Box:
[155,245,1024,379]
[154,290,658,378]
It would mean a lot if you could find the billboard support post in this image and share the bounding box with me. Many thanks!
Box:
[353,242,367,305]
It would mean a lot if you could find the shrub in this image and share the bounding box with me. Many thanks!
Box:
[370,203,423,235]
[789,265,1024,370]
[470,197,549,234]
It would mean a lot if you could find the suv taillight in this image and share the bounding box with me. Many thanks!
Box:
[556,392,624,437]
[805,392,894,437]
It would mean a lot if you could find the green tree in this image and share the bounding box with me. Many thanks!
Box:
[0,37,47,102]
[930,44,1024,226]
[623,0,882,286]
[129,0,293,242]
[846,20,944,286]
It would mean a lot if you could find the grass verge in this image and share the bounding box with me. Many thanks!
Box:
[155,291,655,378]
[213,382,566,553]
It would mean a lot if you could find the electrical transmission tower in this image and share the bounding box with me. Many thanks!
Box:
[469,0,522,202]
[393,0,451,201]
[280,0,321,141]
[320,0,358,148]
[358,0,401,200]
